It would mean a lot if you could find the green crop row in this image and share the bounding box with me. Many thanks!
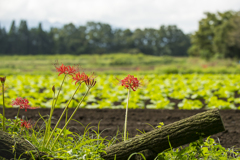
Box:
[1,74,240,110]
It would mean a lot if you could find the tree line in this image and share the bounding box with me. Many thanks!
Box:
[188,10,240,59]
[0,10,239,58]
[0,21,190,56]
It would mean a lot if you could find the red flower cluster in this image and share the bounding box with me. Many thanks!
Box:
[72,72,96,87]
[119,75,141,91]
[12,97,38,112]
[55,64,78,76]
[72,72,89,85]
[55,62,97,87]
[20,119,32,129]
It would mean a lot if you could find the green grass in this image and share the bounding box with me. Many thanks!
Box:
[1,53,240,75]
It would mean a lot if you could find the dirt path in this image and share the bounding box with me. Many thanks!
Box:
[3,108,240,149]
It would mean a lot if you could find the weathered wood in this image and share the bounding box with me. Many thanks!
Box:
[101,108,225,160]
[0,130,49,159]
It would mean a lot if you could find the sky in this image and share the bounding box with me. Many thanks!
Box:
[0,0,240,34]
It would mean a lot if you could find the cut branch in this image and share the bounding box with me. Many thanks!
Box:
[101,108,225,160]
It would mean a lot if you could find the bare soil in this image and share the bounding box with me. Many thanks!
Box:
[3,108,240,149]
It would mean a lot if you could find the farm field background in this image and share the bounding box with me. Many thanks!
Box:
[1,53,240,75]
[1,54,240,110]
[1,54,240,159]
[2,74,240,110]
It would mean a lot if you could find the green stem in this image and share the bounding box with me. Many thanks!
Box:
[12,107,21,133]
[49,92,56,129]
[53,74,67,112]
[43,74,66,147]
[45,82,82,148]
[19,127,23,135]
[64,104,68,140]
[50,88,90,150]
[124,88,130,141]
[2,83,5,131]
[65,108,68,124]
[42,91,55,147]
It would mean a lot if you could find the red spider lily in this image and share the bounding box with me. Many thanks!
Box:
[0,76,6,84]
[118,75,142,91]
[85,78,97,88]
[72,72,90,85]
[20,119,32,129]
[55,64,68,76]
[55,64,77,76]
[67,65,78,76]
[12,97,39,112]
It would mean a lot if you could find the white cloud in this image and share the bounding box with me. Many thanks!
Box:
[0,0,240,33]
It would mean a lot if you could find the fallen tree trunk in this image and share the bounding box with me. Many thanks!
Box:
[101,108,225,160]
[0,130,50,159]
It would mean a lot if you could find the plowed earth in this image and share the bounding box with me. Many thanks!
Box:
[3,108,240,149]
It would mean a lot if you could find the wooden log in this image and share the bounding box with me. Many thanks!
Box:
[101,108,225,160]
[0,130,50,159]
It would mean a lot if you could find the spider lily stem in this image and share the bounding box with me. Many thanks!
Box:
[50,88,90,150]
[2,83,5,131]
[124,88,131,141]
[42,74,66,147]
[12,107,21,132]
[45,82,81,148]
[53,74,67,110]
[42,91,56,147]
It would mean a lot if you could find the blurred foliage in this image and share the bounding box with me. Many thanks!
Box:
[0,21,190,56]
[2,74,240,110]
[1,54,240,75]
[188,10,240,59]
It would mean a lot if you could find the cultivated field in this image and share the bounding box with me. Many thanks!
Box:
[1,54,240,159]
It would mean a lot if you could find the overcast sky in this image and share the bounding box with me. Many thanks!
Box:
[0,0,240,33]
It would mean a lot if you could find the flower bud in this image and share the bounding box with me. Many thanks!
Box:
[0,76,6,84]
[85,78,96,88]
[52,85,55,93]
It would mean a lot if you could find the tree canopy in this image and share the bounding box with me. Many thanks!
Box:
[1,10,240,58]
[0,21,190,56]
[188,11,240,59]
